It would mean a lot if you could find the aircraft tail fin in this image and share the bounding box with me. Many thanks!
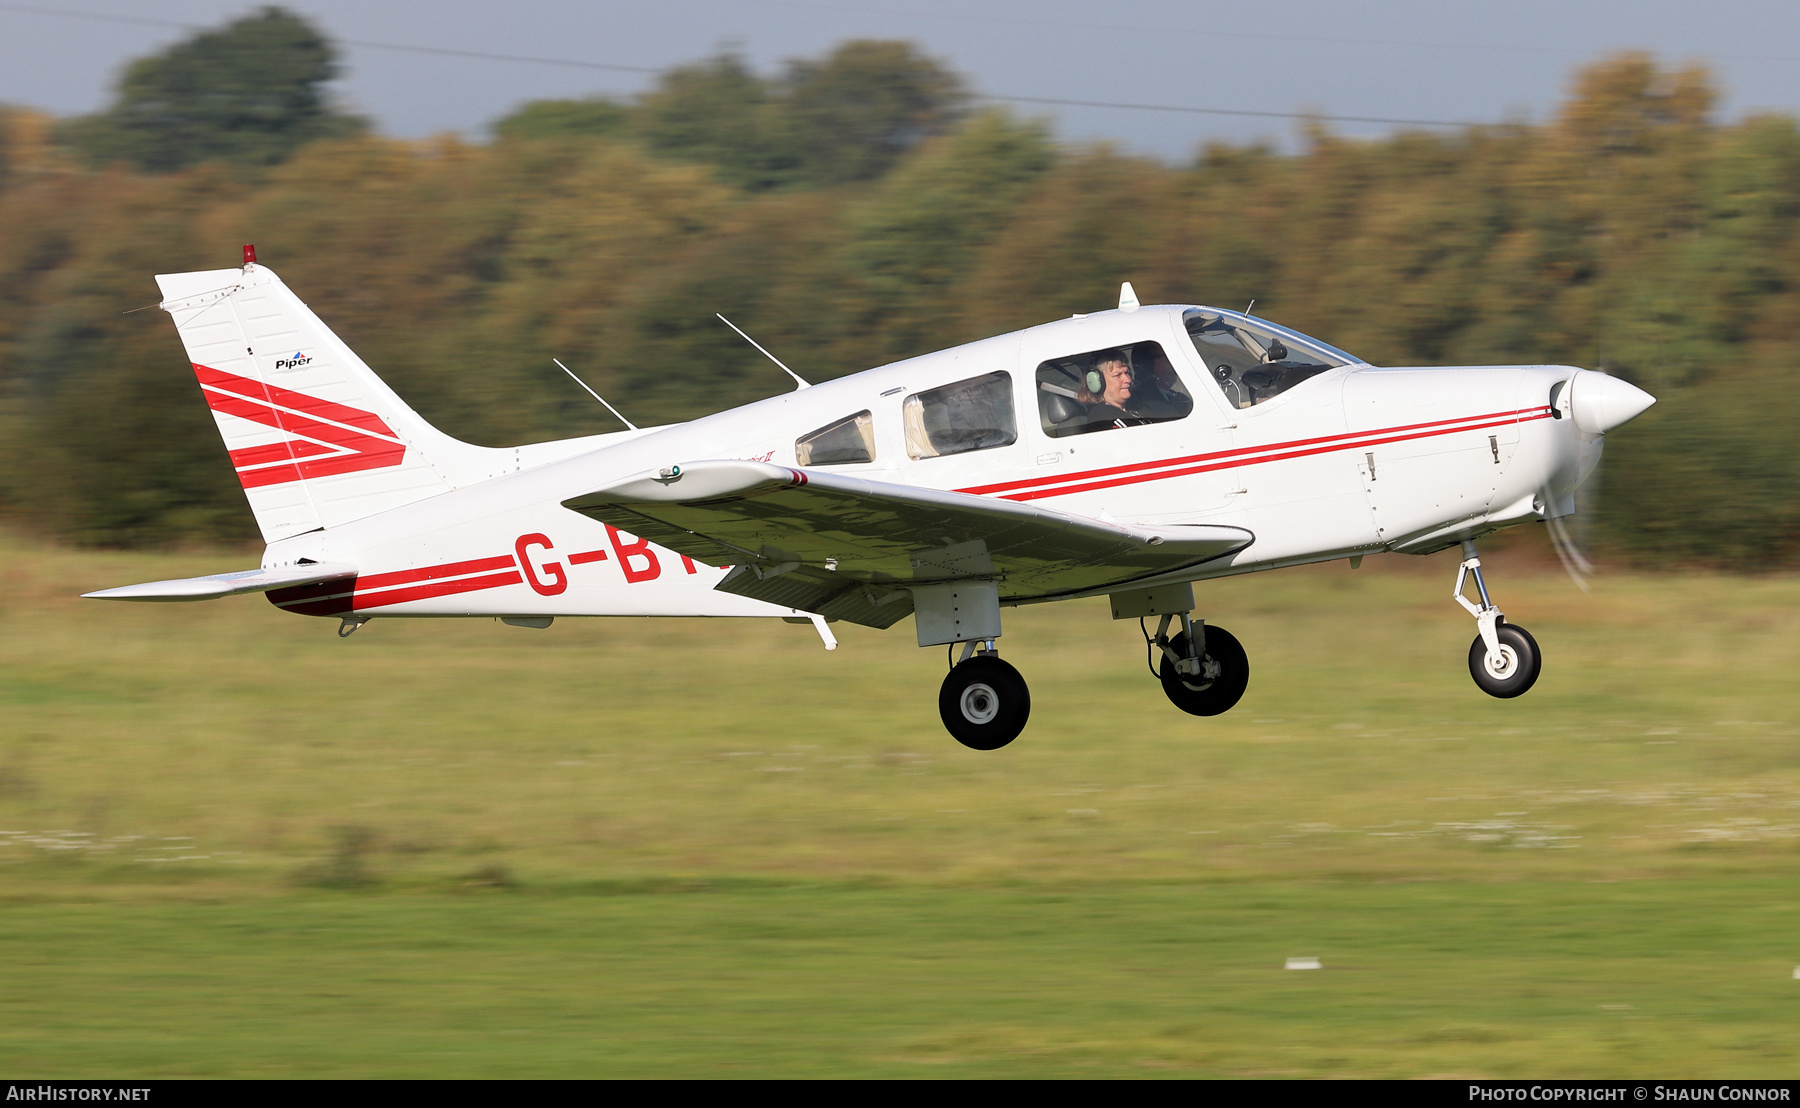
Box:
[156,259,513,542]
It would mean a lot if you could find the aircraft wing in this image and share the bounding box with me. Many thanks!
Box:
[82,563,358,602]
[562,461,1252,629]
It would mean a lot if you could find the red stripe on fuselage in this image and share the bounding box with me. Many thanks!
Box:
[353,571,524,609]
[354,555,518,591]
[269,562,525,616]
[959,406,1554,502]
[271,544,602,616]
[271,537,625,616]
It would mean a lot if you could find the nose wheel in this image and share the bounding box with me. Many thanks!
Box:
[1454,541,1541,698]
[1468,622,1541,698]
[939,650,1030,750]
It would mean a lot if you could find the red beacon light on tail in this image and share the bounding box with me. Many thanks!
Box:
[242,243,257,267]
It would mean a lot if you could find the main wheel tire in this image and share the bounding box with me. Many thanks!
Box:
[1159,625,1249,717]
[939,655,1030,750]
[1468,622,1541,699]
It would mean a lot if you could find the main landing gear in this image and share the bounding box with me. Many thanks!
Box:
[924,582,1251,751]
[940,641,1030,750]
[1455,540,1541,698]
[934,609,1254,750]
[1143,613,1249,717]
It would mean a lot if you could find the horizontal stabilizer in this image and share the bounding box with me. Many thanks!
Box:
[82,563,357,603]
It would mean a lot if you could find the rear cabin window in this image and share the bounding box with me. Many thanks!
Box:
[1035,340,1193,438]
[903,371,1017,459]
[795,410,875,466]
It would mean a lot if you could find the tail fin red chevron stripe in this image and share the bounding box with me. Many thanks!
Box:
[194,364,408,489]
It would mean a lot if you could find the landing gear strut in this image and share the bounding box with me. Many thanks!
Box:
[939,641,1030,750]
[1455,540,1541,698]
[1145,613,1249,716]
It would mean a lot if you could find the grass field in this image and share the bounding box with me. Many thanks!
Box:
[2,532,1798,1076]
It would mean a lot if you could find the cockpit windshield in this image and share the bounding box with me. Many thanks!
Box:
[1183,309,1361,409]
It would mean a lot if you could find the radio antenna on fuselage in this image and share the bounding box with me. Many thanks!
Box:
[552,358,637,430]
[716,314,810,390]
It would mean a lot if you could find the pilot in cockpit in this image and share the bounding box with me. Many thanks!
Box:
[1080,351,1144,431]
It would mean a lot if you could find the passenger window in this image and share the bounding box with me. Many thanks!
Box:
[1183,309,1349,409]
[1035,341,1192,439]
[796,410,875,466]
[903,372,1017,459]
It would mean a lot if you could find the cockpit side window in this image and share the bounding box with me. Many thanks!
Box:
[1183,309,1351,409]
[1035,341,1192,439]
[796,410,875,466]
[903,371,1017,459]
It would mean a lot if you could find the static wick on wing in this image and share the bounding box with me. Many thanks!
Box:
[716,314,810,390]
[553,358,637,430]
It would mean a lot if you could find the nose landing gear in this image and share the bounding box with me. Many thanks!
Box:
[1455,540,1541,698]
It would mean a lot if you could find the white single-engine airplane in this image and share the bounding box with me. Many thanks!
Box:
[86,247,1655,749]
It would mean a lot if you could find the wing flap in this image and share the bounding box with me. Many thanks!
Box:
[82,562,358,602]
[562,460,1252,612]
[713,564,915,630]
[582,504,750,566]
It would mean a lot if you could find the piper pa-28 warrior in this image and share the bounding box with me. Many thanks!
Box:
[86,247,1656,750]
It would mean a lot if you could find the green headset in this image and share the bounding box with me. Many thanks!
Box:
[1087,349,1131,397]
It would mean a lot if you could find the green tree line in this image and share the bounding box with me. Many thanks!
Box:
[0,10,1795,566]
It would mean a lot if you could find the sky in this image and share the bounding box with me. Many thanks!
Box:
[2,0,1798,159]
